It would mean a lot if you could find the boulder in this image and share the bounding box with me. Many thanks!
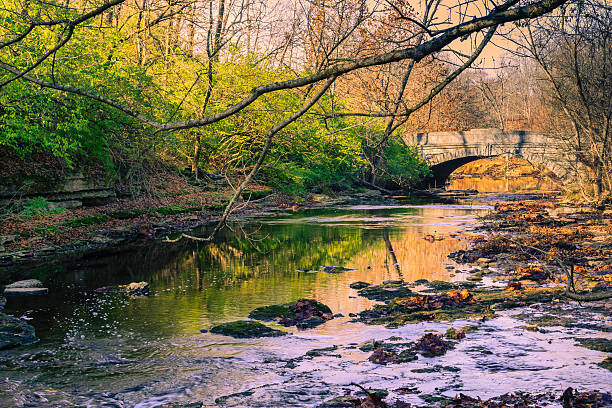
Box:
[95,281,149,296]
[295,316,326,329]
[209,320,286,338]
[125,282,149,296]
[249,298,334,329]
[5,279,43,289]
[0,296,5,311]
[349,281,371,290]
[0,313,38,350]
[3,287,48,296]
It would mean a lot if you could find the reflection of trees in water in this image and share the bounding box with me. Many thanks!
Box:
[196,223,380,286]
[383,229,402,279]
[13,207,475,339]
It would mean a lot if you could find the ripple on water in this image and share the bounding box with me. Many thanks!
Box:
[0,203,610,407]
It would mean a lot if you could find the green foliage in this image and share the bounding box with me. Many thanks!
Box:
[108,209,150,219]
[17,197,64,217]
[64,215,109,228]
[32,225,63,236]
[0,2,432,194]
[241,189,273,200]
[382,139,432,188]
[155,204,201,215]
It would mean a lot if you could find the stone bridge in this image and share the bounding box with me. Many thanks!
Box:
[403,128,565,187]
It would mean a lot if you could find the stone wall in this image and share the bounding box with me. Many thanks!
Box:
[0,172,115,209]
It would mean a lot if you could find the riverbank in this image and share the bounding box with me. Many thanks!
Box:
[0,183,399,276]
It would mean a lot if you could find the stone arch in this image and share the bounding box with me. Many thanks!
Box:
[425,156,492,188]
[404,128,567,189]
[424,154,561,188]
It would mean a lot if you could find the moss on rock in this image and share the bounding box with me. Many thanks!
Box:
[357,282,415,302]
[576,338,612,353]
[209,320,286,338]
[357,286,564,327]
[248,298,333,329]
[248,303,293,321]
[0,313,38,350]
[349,281,371,290]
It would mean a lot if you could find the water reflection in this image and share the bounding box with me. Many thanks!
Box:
[448,176,557,193]
[0,203,489,406]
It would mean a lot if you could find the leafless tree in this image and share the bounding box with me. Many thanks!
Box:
[510,0,612,202]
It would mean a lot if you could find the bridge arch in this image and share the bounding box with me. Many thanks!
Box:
[403,128,566,187]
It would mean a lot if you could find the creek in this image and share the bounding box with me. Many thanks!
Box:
[0,201,610,407]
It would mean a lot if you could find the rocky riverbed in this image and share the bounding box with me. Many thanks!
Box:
[0,198,610,407]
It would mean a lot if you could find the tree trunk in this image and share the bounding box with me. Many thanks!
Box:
[192,134,201,180]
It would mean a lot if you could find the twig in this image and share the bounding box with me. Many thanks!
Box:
[503,236,612,301]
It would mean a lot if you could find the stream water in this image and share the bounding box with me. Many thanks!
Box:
[1,202,610,407]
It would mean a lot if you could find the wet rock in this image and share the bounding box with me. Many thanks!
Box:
[321,266,355,273]
[448,250,480,264]
[249,298,333,329]
[323,388,612,408]
[394,387,419,395]
[444,327,466,340]
[0,296,5,311]
[209,320,286,338]
[3,279,48,296]
[124,281,149,296]
[3,287,48,295]
[362,284,566,327]
[598,357,612,372]
[427,280,456,291]
[575,338,612,352]
[95,281,149,296]
[517,265,552,282]
[249,303,292,321]
[0,235,16,246]
[505,280,522,291]
[284,359,298,369]
[559,387,612,408]
[383,280,403,285]
[305,345,340,357]
[319,395,362,407]
[411,364,460,373]
[358,339,382,352]
[358,288,490,326]
[414,333,454,357]
[357,282,415,302]
[349,281,372,290]
[0,313,38,350]
[320,387,390,408]
[476,257,493,265]
[159,402,203,408]
[357,389,389,399]
[4,279,43,289]
[364,340,417,365]
[368,348,399,364]
[214,390,256,405]
[295,315,326,329]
